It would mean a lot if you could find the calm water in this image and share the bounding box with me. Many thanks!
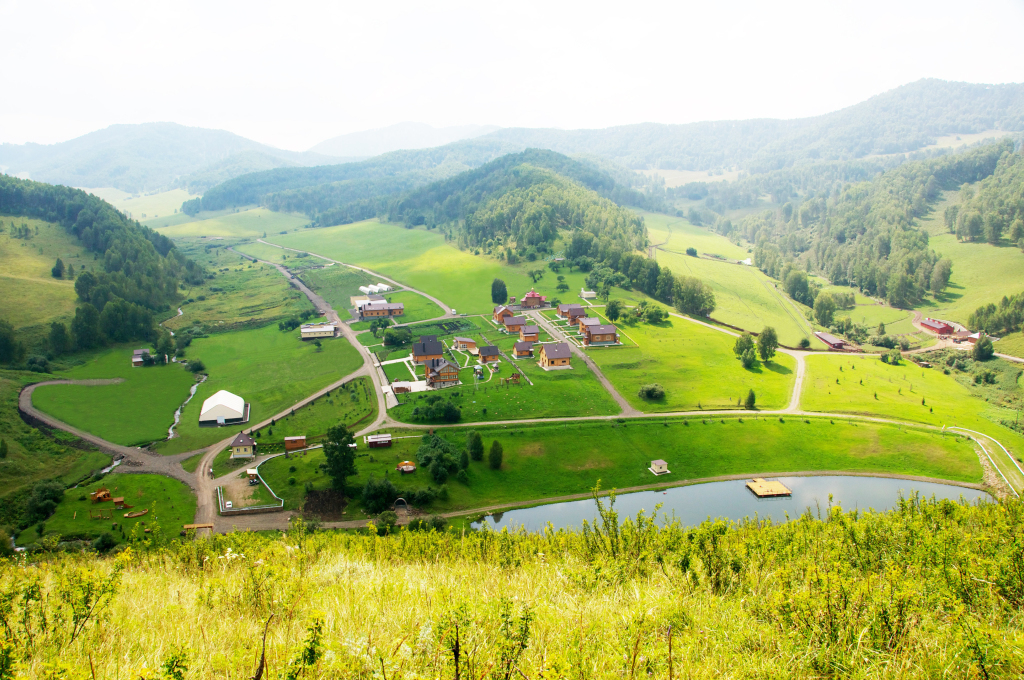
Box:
[472,476,991,532]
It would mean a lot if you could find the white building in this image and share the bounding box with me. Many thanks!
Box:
[199,390,249,425]
[300,323,336,339]
[358,285,372,294]
[580,288,597,299]
[375,283,393,292]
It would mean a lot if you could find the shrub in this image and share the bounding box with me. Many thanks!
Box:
[375,510,398,535]
[798,337,811,349]
[361,475,398,514]
[456,469,469,485]
[740,348,757,369]
[186,359,206,373]
[289,465,297,473]
[489,441,504,470]
[92,532,118,553]
[637,384,665,400]
[288,477,297,486]
[685,247,697,257]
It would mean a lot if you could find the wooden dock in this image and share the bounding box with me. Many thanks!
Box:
[746,478,792,498]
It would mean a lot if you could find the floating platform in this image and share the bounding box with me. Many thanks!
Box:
[746,478,792,498]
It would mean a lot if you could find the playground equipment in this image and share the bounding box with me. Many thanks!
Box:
[90,488,112,503]
[124,508,149,519]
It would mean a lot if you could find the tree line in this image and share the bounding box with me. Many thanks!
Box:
[943,149,1024,246]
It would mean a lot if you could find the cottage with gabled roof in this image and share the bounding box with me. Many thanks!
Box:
[519,325,539,342]
[478,345,500,363]
[578,316,601,332]
[360,302,404,319]
[453,336,477,352]
[538,342,572,369]
[513,341,534,358]
[131,348,151,367]
[582,324,619,346]
[424,358,460,388]
[229,432,256,459]
[412,338,444,364]
[503,315,526,333]
[493,306,513,324]
[557,303,584,319]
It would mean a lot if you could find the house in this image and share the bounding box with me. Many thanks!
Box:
[521,289,546,308]
[649,459,669,475]
[412,337,444,364]
[503,316,526,333]
[493,306,513,324]
[582,324,619,346]
[199,390,249,425]
[351,294,385,308]
[131,348,150,367]
[968,332,982,344]
[229,432,256,459]
[578,316,602,332]
[921,318,953,335]
[424,358,460,387]
[284,436,307,451]
[513,341,534,358]
[814,331,847,350]
[566,307,588,323]
[580,288,597,300]
[557,303,584,319]
[453,336,477,352]
[953,331,971,343]
[300,323,335,339]
[367,433,392,448]
[538,342,572,368]
[359,302,404,319]
[519,325,539,342]
[479,345,500,363]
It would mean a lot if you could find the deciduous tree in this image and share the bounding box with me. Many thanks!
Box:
[757,327,779,363]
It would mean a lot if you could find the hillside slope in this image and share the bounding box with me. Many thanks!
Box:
[310,121,499,157]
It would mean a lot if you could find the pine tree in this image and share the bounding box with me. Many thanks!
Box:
[488,440,503,470]
[0,439,8,459]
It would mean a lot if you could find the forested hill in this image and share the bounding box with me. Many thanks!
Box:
[0,174,204,309]
[747,141,1014,308]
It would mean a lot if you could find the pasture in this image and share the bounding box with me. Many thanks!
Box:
[589,316,797,412]
[84,188,198,223]
[15,473,197,547]
[155,207,308,238]
[156,323,364,454]
[31,349,197,446]
[644,211,749,260]
[349,290,445,328]
[260,417,979,518]
[297,264,376,318]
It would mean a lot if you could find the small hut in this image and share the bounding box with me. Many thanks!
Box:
[649,460,670,475]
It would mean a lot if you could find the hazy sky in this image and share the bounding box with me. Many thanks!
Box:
[2,0,1023,150]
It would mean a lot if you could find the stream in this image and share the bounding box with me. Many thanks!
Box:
[168,375,207,439]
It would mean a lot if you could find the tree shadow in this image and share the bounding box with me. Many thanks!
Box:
[765,361,793,376]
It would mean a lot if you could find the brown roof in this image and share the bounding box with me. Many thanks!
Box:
[557,303,584,312]
[541,342,572,359]
[133,348,150,356]
[231,432,255,447]
[453,336,474,343]
[493,305,511,315]
[514,341,534,352]
[426,358,458,378]
[419,335,438,342]
[521,325,539,335]
[579,317,601,326]
[504,316,526,326]
[587,324,618,336]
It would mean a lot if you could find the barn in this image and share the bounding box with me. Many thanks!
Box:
[199,390,249,425]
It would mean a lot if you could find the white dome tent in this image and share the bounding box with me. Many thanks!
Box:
[198,390,249,425]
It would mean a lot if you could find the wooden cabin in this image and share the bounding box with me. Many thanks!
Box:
[493,306,513,324]
[513,341,534,358]
[519,325,540,342]
[566,307,587,323]
[359,302,404,319]
[557,303,585,319]
[367,434,392,448]
[284,436,307,451]
[479,345,500,363]
[538,342,571,368]
[412,337,444,364]
[521,289,546,308]
[424,358,460,387]
[582,324,619,346]
[503,316,526,333]
[453,336,477,352]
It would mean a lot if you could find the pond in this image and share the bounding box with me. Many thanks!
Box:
[471,476,991,532]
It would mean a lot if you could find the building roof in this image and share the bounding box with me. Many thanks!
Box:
[362,302,404,312]
[504,316,526,326]
[652,459,667,466]
[567,307,587,317]
[479,345,499,357]
[587,324,618,335]
[814,331,846,347]
[521,325,539,335]
[426,358,458,377]
[200,390,245,419]
[283,436,306,441]
[301,323,335,332]
[514,341,534,352]
[541,342,572,359]
[133,348,150,356]
[413,340,444,355]
[557,303,584,312]
[493,305,511,315]
[453,336,475,343]
[921,318,951,331]
[419,335,438,342]
[231,432,255,447]
[579,317,601,326]
[523,290,545,299]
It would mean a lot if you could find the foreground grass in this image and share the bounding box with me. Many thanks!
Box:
[5,496,1021,678]
[156,324,364,454]
[32,349,198,446]
[590,316,797,412]
[261,417,979,518]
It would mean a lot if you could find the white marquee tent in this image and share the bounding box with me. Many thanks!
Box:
[199,390,247,424]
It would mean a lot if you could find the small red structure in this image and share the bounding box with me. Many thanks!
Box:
[814,331,848,350]
[284,436,307,451]
[920,318,953,335]
[368,434,393,448]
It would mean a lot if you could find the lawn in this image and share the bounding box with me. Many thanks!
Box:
[349,290,445,329]
[800,353,1024,488]
[589,316,797,412]
[154,323,364,454]
[389,330,621,424]
[644,211,750,261]
[15,473,197,547]
[84,188,198,223]
[0,215,91,339]
[265,218,646,314]
[259,416,980,518]
[155,207,308,238]
[32,349,198,446]
[293,264,376,318]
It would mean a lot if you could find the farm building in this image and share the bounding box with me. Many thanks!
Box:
[300,323,335,339]
[521,289,546,308]
[493,306,513,323]
[358,286,372,294]
[557,303,585,319]
[580,288,597,300]
[359,302,404,319]
[513,341,534,358]
[368,433,393,448]
[479,345,500,363]
[199,390,249,425]
[503,316,526,333]
[520,325,540,342]
[538,342,572,368]
[412,337,444,364]
[367,283,393,293]
[229,432,257,459]
[814,331,848,350]
[649,460,669,475]
[424,358,460,388]
[920,318,953,335]
[131,348,151,367]
[582,324,619,346]
[953,331,972,343]
[351,294,385,308]
[453,336,477,352]
[578,316,601,332]
[284,436,307,451]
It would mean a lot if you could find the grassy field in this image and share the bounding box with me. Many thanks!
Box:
[260,416,979,518]
[0,372,111,505]
[14,473,197,547]
[156,323,364,454]
[154,207,308,238]
[31,349,198,446]
[349,291,445,328]
[295,264,374,319]
[589,316,797,412]
[0,215,91,340]
[265,219,647,314]
[644,211,750,260]
[163,245,313,334]
[83,188,198,223]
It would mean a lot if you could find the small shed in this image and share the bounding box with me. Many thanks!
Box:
[247,469,259,485]
[131,348,150,367]
[649,460,670,475]
[284,436,307,451]
[368,433,393,448]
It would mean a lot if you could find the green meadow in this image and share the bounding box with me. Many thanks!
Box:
[84,188,198,223]
[156,323,365,454]
[296,264,375,318]
[589,316,797,412]
[155,207,308,238]
[16,473,197,547]
[32,349,198,446]
[349,290,445,328]
[260,417,980,518]
[644,211,750,260]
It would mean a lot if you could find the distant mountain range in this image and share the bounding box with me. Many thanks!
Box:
[2,79,1022,195]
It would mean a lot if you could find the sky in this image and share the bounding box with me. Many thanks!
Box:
[1,0,1023,151]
